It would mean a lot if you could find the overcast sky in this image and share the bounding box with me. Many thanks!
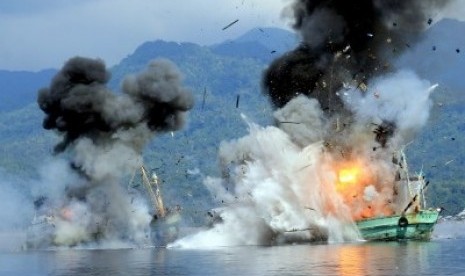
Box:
[2,1,465,72]
[0,0,292,71]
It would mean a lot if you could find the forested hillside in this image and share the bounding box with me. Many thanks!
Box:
[0,21,464,215]
[0,69,56,112]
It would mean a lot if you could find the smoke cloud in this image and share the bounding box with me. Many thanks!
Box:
[38,57,193,153]
[21,56,194,249]
[264,0,452,112]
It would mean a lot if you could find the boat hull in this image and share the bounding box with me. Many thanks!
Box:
[356,209,440,241]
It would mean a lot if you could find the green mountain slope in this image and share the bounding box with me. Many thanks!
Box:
[0,69,56,112]
[0,23,464,215]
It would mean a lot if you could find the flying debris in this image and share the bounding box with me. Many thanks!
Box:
[373,122,396,148]
[358,82,368,92]
[236,94,240,108]
[445,159,454,165]
[202,87,207,110]
[222,19,239,30]
[428,83,439,93]
[278,121,302,125]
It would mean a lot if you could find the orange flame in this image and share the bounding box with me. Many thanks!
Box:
[333,160,377,220]
[336,162,363,194]
[330,158,395,220]
[338,167,359,188]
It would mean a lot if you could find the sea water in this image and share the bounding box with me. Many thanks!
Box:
[1,236,465,276]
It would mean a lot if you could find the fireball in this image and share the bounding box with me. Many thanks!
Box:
[335,161,366,195]
[338,167,360,187]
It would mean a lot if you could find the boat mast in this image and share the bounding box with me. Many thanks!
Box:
[141,166,166,219]
[399,150,412,197]
[399,149,425,213]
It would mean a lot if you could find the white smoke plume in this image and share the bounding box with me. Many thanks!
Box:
[171,117,359,248]
[343,70,435,144]
[273,95,327,147]
[171,69,436,248]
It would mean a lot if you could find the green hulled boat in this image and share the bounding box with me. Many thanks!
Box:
[355,150,440,241]
[356,209,440,241]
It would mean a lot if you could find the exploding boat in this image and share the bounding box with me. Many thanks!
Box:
[24,166,180,249]
[355,151,440,241]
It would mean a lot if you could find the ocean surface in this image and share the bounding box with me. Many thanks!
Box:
[2,234,465,276]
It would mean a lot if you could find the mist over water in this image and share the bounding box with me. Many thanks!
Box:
[0,172,35,232]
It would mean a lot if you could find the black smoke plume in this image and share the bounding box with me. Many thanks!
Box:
[263,0,451,113]
[38,57,194,153]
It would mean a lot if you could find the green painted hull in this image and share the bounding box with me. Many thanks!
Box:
[356,209,440,241]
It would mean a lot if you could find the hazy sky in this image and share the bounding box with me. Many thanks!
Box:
[2,1,465,72]
[0,0,292,71]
